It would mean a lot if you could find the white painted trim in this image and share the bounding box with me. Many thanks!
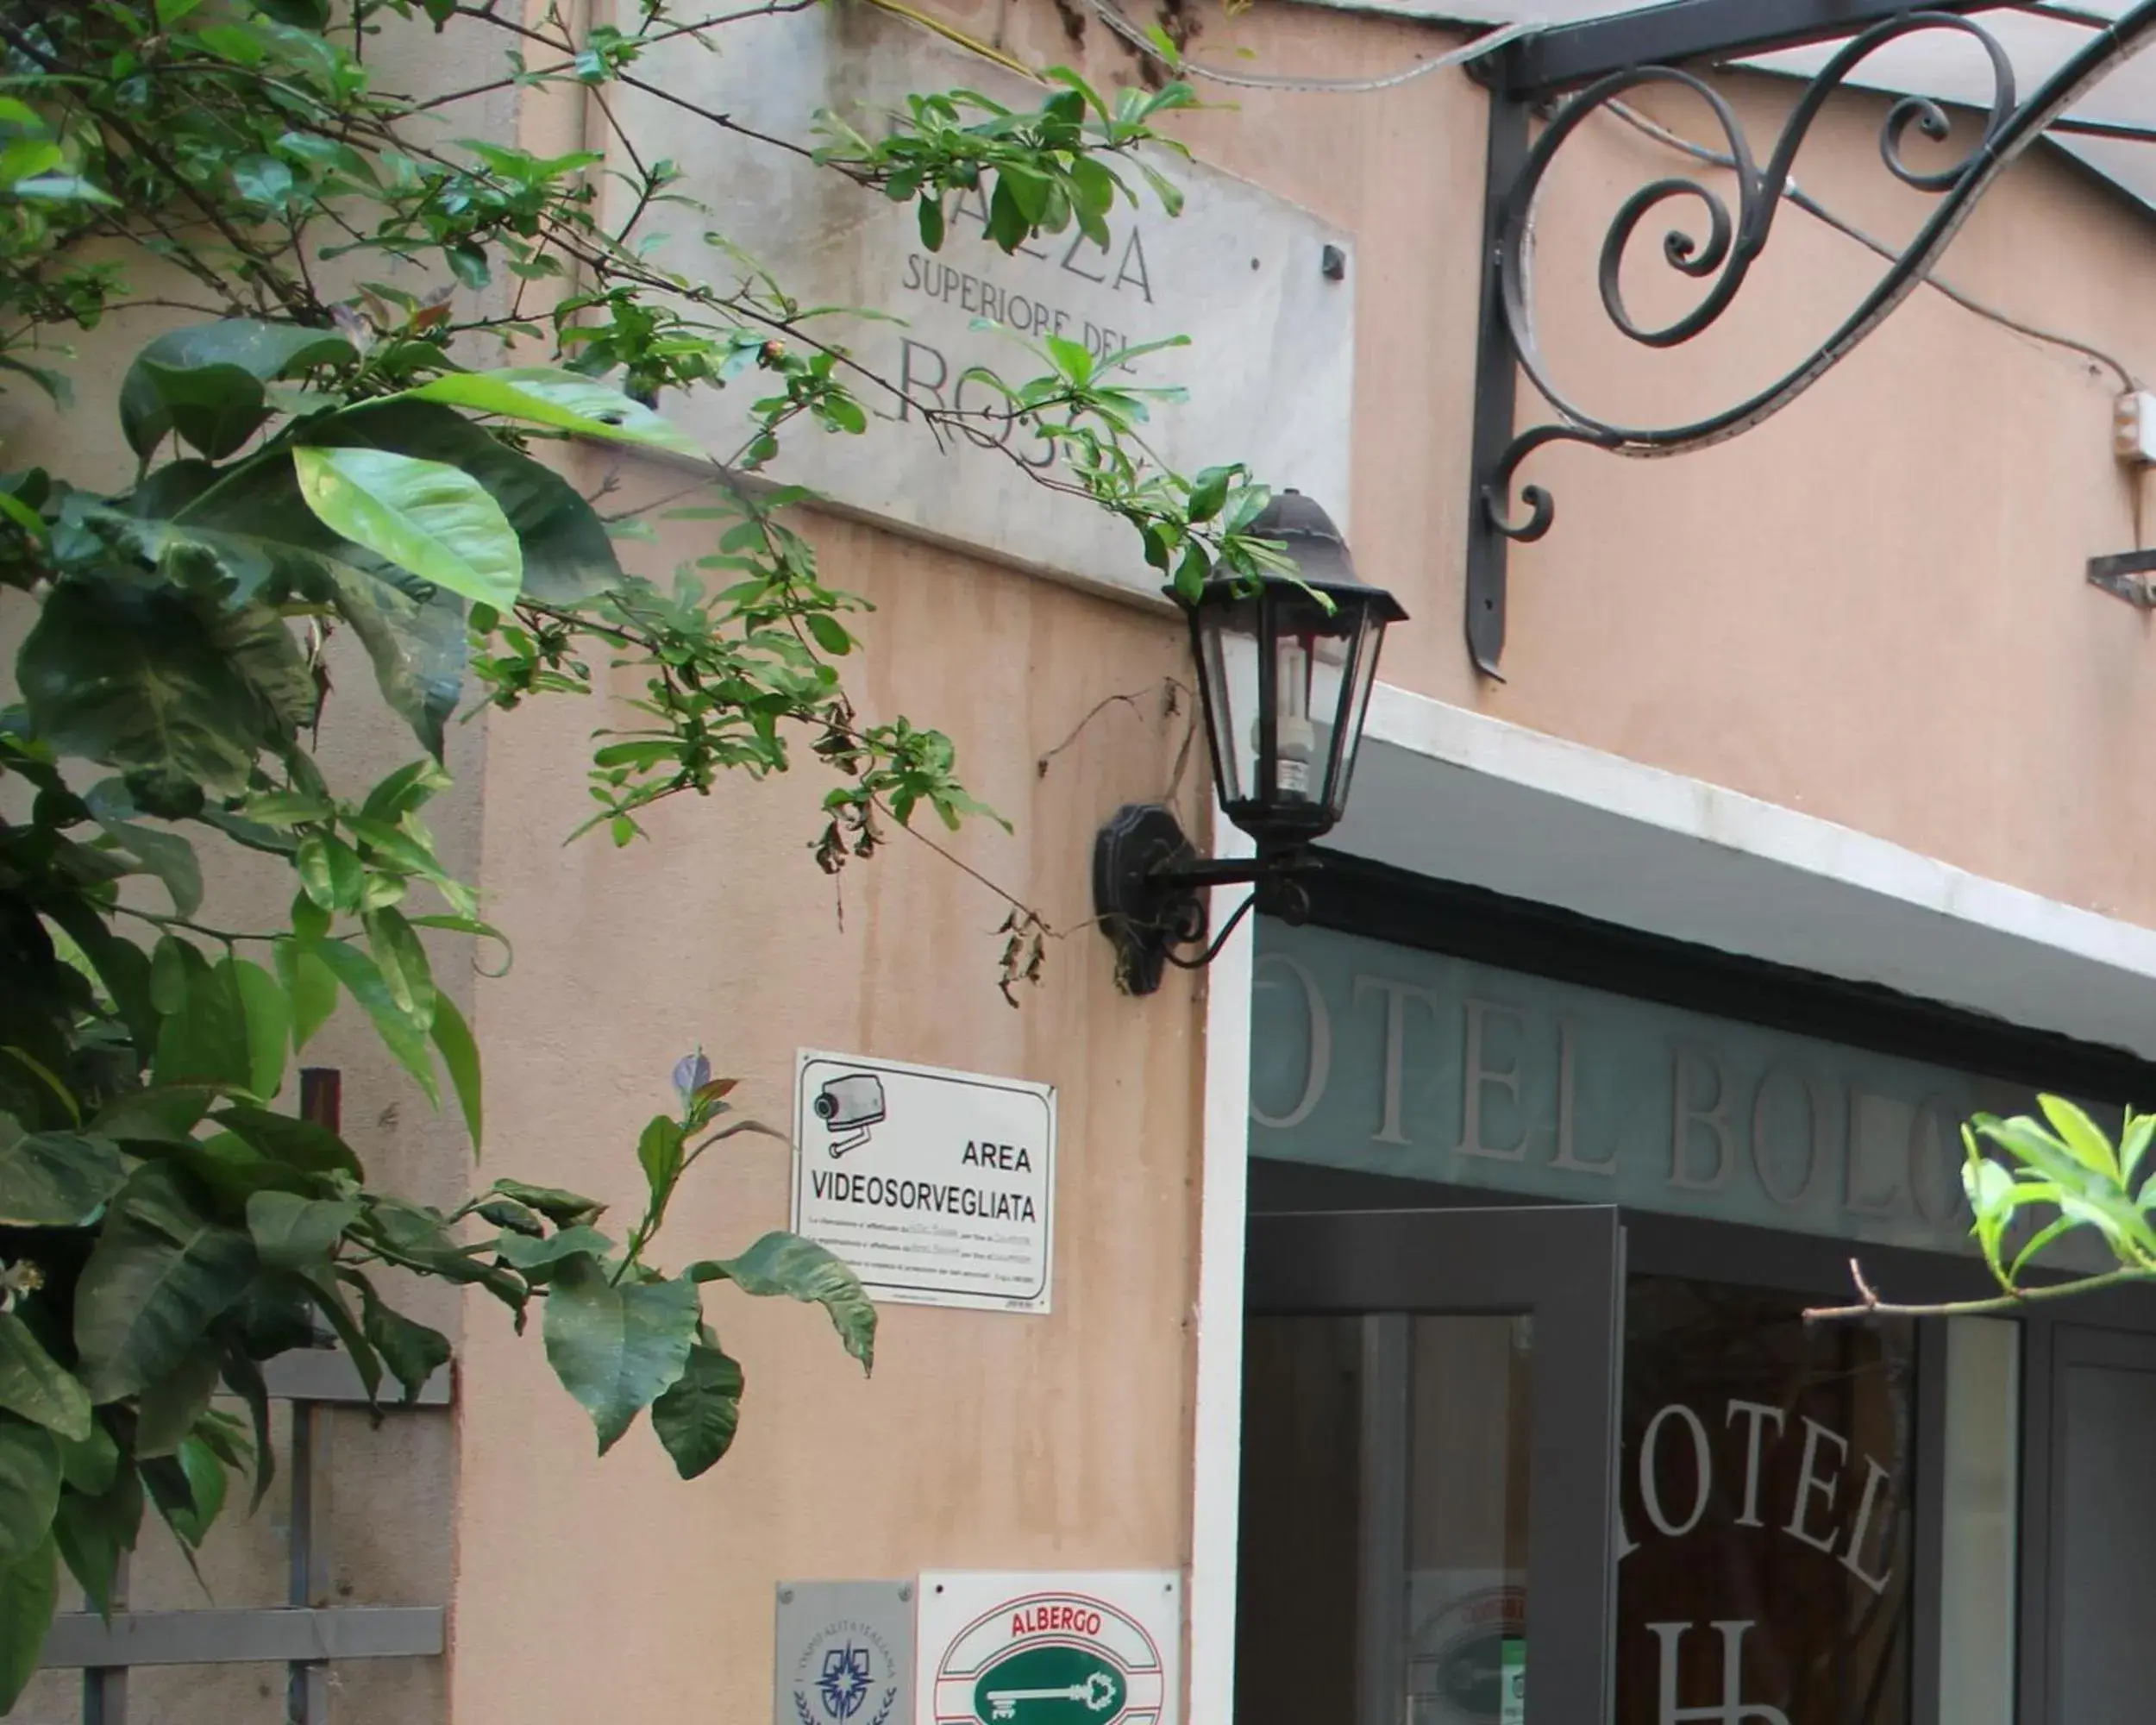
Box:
[1188,819,1256,1725]
[1183,683,2156,1724]
[1348,684,2156,1058]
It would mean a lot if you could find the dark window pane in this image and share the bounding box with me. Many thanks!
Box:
[2058,1352,2156,1725]
[1238,1316,1364,1725]
[1617,1279,1915,1725]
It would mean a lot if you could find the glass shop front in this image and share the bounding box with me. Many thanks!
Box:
[1232,886,2156,1725]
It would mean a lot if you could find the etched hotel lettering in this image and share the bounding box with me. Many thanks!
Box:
[1839,1455,1898,1596]
[1250,953,1332,1132]
[1748,1065,1828,1208]
[1724,1401,1787,1529]
[1670,1047,1738,1193]
[1453,996,1531,1163]
[1843,1090,1907,1219]
[1647,1622,1791,1725]
[1551,1015,1619,1176]
[1353,973,1438,1146]
[1639,1405,1713,1537]
[1783,1417,1849,1555]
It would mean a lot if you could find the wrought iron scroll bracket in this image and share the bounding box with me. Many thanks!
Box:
[1463,2,2156,676]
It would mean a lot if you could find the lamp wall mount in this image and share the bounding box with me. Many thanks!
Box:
[1092,803,1313,995]
[1463,0,2156,676]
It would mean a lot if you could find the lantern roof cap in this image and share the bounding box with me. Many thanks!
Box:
[1193,490,1407,624]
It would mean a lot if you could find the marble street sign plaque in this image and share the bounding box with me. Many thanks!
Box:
[607,6,1355,603]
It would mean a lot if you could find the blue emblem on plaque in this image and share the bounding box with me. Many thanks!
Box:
[818,1645,874,1721]
[792,1619,899,1725]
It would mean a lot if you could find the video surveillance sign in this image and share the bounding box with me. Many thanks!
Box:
[792,1050,1056,1314]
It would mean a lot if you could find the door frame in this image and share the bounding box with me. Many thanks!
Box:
[1247,1204,1626,1725]
[1249,1159,2156,1725]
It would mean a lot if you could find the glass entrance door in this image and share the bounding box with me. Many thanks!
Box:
[1615,1279,1917,1725]
[1237,1206,1626,1725]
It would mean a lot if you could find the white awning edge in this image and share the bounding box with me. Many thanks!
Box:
[1338,684,2156,1062]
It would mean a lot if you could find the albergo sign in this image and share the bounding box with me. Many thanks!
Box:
[918,1573,1181,1725]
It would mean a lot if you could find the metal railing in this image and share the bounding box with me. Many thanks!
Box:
[41,1346,451,1724]
[39,1070,451,1724]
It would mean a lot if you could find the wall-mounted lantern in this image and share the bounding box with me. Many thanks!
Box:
[1094,492,1406,994]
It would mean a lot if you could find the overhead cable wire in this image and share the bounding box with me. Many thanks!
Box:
[1601,97,2140,390]
[1081,0,1537,93]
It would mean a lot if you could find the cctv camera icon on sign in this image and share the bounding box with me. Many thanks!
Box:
[814,1074,886,1158]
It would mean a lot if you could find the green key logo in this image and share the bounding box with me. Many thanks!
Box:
[975,1646,1123,1722]
[928,1589,1168,1725]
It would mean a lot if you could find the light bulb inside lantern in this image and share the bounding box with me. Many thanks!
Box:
[1260,632,1316,801]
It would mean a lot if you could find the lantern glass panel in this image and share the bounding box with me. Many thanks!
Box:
[1323,605,1383,822]
[1195,592,1263,810]
[1265,586,1376,825]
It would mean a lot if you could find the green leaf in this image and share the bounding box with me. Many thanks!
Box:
[492,1224,613,1275]
[0,1534,57,1711]
[0,1114,124,1226]
[686,1232,875,1373]
[85,783,204,917]
[0,1420,60,1567]
[145,1434,228,1547]
[18,580,272,794]
[446,241,490,290]
[0,1316,91,1442]
[276,938,341,1051]
[247,1190,360,1270]
[72,1176,256,1402]
[311,940,439,1106]
[486,1178,605,1228]
[1977,1115,2099,1194]
[120,319,354,460]
[293,447,523,610]
[196,22,266,64]
[330,568,467,758]
[2038,1095,2120,1183]
[219,1348,276,1510]
[210,1105,362,1177]
[296,832,367,913]
[204,601,319,737]
[649,1339,743,1479]
[430,993,482,1152]
[54,1425,117,1498]
[636,1115,684,1209]
[409,368,705,460]
[53,1466,141,1621]
[133,1341,223,1458]
[42,899,158,1054]
[152,945,255,1093]
[260,0,334,29]
[232,959,290,1101]
[230,154,294,210]
[2123,1109,2156,1189]
[137,361,268,461]
[0,139,62,185]
[295,1271,380,1406]
[918,194,945,250]
[541,1259,699,1453]
[361,758,454,824]
[477,1197,545,1237]
[90,1086,221,1145]
[354,1279,450,1404]
[317,399,622,605]
[363,906,436,1029]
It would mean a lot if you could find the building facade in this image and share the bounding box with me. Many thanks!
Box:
[15,1,2156,1722]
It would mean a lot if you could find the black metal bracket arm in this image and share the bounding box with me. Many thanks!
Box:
[2088,549,2156,609]
[1463,0,2156,676]
[1092,803,1316,995]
